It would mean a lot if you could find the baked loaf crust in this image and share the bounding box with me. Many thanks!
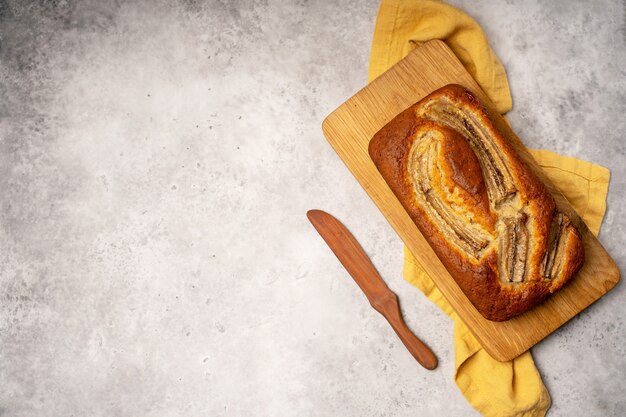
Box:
[369,84,585,321]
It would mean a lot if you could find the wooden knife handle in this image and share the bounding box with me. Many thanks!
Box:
[371,293,438,370]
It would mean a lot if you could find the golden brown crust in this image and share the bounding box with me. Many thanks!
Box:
[369,84,585,321]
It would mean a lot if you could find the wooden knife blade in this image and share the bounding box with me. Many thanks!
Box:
[307,209,437,370]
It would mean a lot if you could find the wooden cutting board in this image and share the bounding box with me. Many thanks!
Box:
[321,40,620,361]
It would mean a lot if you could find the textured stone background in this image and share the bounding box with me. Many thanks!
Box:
[0,0,624,416]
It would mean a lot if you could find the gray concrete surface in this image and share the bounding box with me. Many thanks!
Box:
[0,0,624,415]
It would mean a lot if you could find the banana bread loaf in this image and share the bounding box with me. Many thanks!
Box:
[368,84,585,321]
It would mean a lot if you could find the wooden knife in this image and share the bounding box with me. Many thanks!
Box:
[307,209,437,370]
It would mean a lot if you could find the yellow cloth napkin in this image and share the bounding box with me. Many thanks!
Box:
[369,0,512,113]
[368,1,611,416]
